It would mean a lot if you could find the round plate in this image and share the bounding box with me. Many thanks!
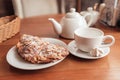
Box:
[6,38,68,70]
[68,40,110,59]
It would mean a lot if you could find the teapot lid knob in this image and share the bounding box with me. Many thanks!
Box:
[65,8,80,18]
[70,8,76,12]
[87,7,93,12]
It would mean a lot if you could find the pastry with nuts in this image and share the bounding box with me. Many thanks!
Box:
[16,34,69,64]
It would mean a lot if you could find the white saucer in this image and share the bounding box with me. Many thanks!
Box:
[6,38,67,70]
[68,40,110,59]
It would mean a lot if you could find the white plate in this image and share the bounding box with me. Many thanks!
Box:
[6,38,68,70]
[68,40,110,59]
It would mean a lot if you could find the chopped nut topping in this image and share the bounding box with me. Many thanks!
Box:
[16,34,69,64]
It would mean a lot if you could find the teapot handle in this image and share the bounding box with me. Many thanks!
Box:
[82,13,93,27]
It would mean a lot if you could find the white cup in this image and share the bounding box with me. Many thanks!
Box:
[74,28,115,52]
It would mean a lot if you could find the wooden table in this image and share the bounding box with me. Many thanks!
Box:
[0,14,120,80]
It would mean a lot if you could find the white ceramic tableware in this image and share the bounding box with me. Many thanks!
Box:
[48,8,93,39]
[6,38,68,70]
[80,3,106,27]
[74,28,115,52]
[68,40,110,59]
[80,7,100,27]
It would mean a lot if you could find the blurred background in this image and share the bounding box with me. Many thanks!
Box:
[0,0,14,17]
[1,0,120,27]
[0,0,103,18]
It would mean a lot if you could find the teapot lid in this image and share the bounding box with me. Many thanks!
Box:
[65,8,80,18]
[87,7,99,14]
[80,7,99,16]
[87,7,93,12]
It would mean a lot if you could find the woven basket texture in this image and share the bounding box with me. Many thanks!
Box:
[0,15,20,43]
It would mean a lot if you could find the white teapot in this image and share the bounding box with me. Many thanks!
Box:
[80,7,100,27]
[48,8,93,39]
[80,3,106,26]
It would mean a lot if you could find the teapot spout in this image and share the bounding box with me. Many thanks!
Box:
[48,18,62,35]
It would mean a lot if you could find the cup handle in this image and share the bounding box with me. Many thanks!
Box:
[100,35,115,47]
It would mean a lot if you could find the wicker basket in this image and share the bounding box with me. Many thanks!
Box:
[0,15,20,43]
